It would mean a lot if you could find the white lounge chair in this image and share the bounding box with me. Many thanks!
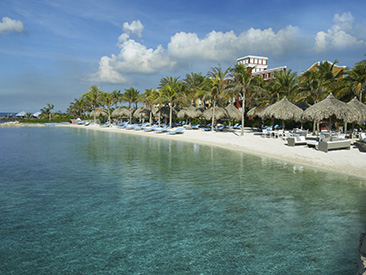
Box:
[287,135,307,146]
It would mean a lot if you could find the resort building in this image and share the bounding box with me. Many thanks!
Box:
[236,55,287,80]
[300,60,346,78]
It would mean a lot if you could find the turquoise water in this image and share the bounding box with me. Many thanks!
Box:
[0,127,365,274]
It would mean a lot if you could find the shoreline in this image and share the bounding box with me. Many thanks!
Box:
[3,122,366,180]
[65,123,366,180]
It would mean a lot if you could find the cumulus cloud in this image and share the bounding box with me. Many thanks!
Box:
[0,17,25,34]
[91,20,303,84]
[167,25,301,62]
[314,12,365,52]
[118,20,144,43]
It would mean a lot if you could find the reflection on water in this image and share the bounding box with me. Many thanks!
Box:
[0,127,365,274]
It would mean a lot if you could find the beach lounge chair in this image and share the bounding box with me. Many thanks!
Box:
[134,122,149,130]
[318,139,351,152]
[287,135,307,146]
[126,124,138,130]
[100,121,111,127]
[155,126,170,133]
[215,125,226,131]
[144,125,158,132]
[168,127,184,135]
[186,124,200,130]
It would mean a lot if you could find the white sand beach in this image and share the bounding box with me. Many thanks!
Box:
[62,123,366,180]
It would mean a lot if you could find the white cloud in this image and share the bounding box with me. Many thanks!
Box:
[314,12,365,52]
[167,26,301,62]
[91,20,303,84]
[0,17,25,34]
[118,20,143,43]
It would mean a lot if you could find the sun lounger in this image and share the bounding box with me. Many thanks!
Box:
[155,126,170,133]
[134,123,149,130]
[100,121,111,127]
[186,124,200,130]
[168,127,184,135]
[144,125,157,132]
[287,135,307,146]
[318,139,351,152]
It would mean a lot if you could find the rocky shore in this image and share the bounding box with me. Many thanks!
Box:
[358,233,366,275]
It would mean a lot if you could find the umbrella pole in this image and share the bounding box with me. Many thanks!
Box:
[344,121,348,137]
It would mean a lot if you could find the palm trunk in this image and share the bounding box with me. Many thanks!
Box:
[241,95,245,136]
[211,101,216,131]
[169,104,172,128]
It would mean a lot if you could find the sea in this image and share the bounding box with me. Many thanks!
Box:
[0,126,365,274]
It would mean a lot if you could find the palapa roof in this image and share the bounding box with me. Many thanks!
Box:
[347,97,366,123]
[111,107,131,117]
[177,105,203,119]
[90,107,108,117]
[225,104,241,120]
[301,93,354,122]
[262,96,303,122]
[202,106,227,120]
[133,106,150,118]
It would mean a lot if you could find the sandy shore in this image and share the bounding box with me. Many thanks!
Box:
[57,123,366,180]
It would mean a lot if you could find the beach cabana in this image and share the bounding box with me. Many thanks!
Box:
[90,107,108,124]
[301,93,355,134]
[177,105,203,125]
[262,96,303,130]
[112,107,131,118]
[15,111,26,118]
[133,106,153,124]
[346,97,366,136]
[225,104,241,120]
[32,111,41,118]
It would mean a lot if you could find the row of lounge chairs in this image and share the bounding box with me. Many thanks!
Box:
[115,122,184,135]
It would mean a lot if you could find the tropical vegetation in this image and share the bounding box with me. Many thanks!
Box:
[25,56,366,129]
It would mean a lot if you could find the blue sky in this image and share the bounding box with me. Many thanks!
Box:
[1,0,366,113]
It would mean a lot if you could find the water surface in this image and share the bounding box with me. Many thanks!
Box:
[0,127,365,274]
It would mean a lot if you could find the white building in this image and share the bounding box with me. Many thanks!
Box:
[236,55,286,80]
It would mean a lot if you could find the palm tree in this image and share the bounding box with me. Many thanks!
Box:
[122,87,140,123]
[183,72,208,106]
[83,85,102,124]
[100,92,118,123]
[142,88,157,125]
[228,63,259,135]
[158,76,184,128]
[111,90,122,108]
[68,97,87,118]
[40,103,54,121]
[203,65,231,131]
[271,69,300,101]
[341,61,366,103]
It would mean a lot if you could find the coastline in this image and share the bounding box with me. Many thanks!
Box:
[3,122,366,180]
[64,123,366,180]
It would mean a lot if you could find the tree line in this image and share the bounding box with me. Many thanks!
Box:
[65,58,366,135]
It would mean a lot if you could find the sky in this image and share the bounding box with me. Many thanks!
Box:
[1,0,366,113]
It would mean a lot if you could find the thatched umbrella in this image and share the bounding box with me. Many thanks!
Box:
[112,107,131,118]
[347,97,366,123]
[133,106,150,118]
[225,104,241,121]
[202,106,227,120]
[90,107,107,118]
[301,93,355,134]
[347,97,366,136]
[133,106,151,123]
[262,96,303,130]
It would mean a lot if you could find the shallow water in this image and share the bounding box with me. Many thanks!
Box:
[0,127,365,274]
